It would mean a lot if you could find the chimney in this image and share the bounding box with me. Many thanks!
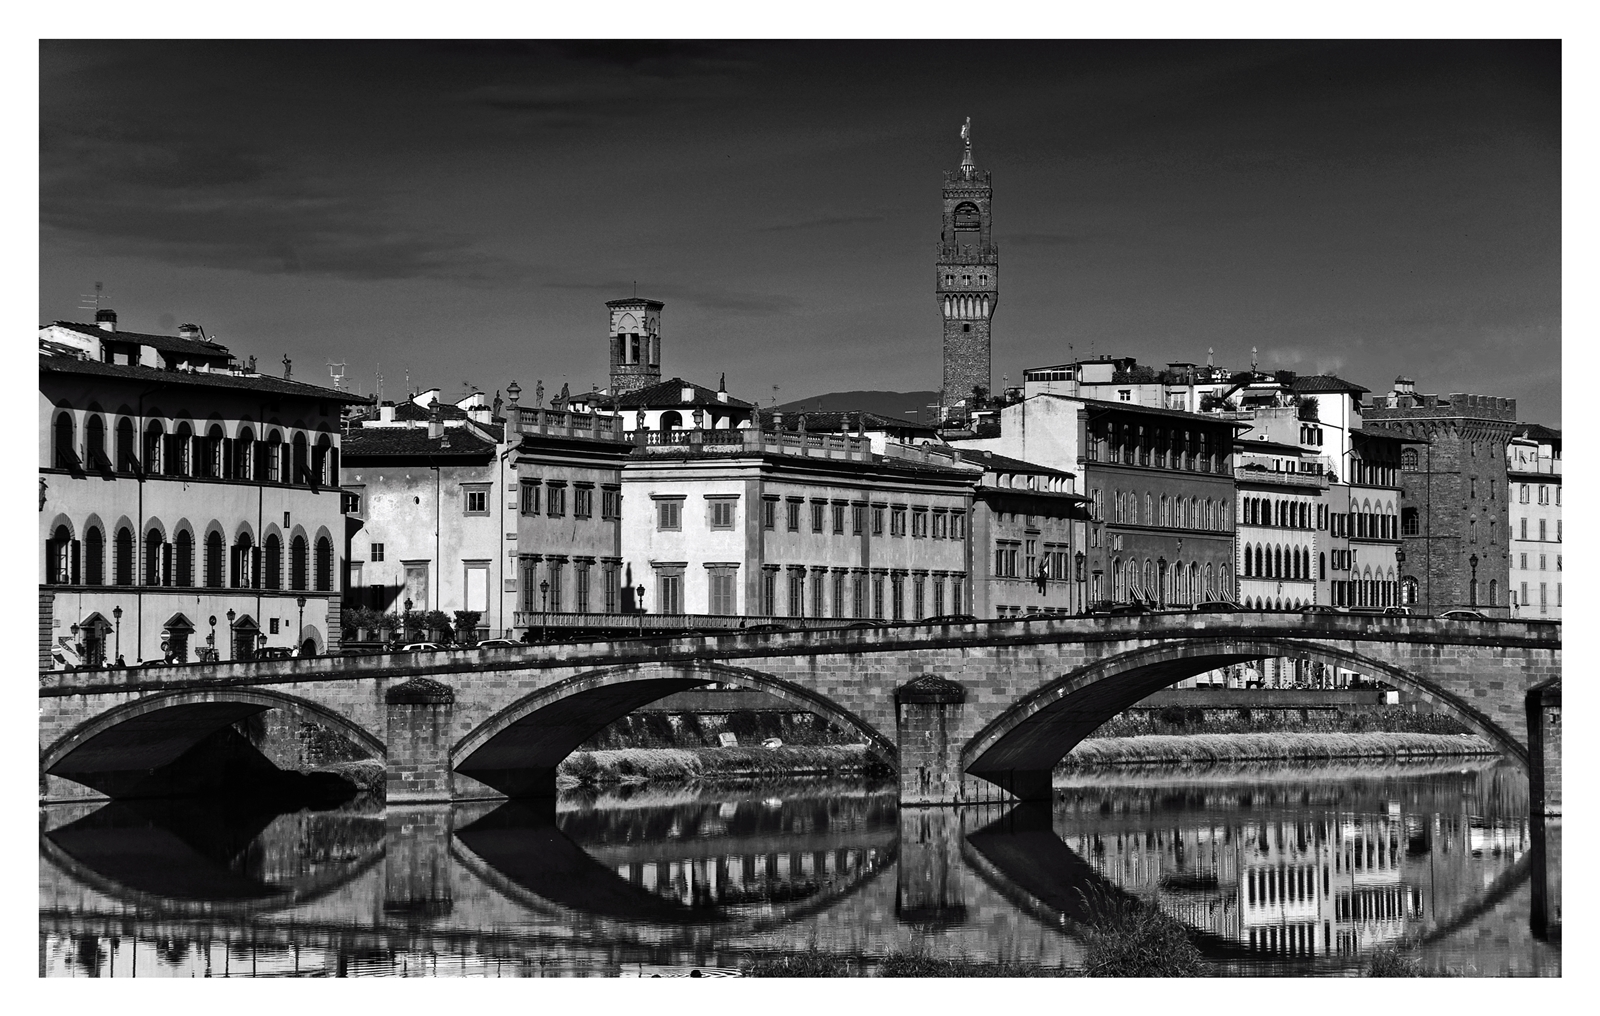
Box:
[717,373,728,403]
[178,323,202,341]
[379,403,395,423]
[95,309,117,332]
[1392,376,1416,396]
[428,399,443,439]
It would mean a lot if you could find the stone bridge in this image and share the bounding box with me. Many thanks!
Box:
[39,614,1560,805]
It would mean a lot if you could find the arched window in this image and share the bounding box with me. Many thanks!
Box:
[53,412,75,469]
[1144,494,1153,526]
[175,531,193,587]
[290,535,308,590]
[144,421,164,475]
[1242,544,1253,577]
[205,531,224,588]
[1143,560,1155,598]
[116,417,135,473]
[1112,558,1124,601]
[264,534,282,590]
[265,432,283,483]
[172,422,193,477]
[145,529,164,586]
[292,433,309,485]
[206,424,225,478]
[1401,448,1418,470]
[1488,579,1498,607]
[315,536,333,591]
[1402,575,1418,605]
[314,433,332,486]
[114,526,133,586]
[1320,552,1327,581]
[660,410,683,431]
[235,427,254,480]
[232,532,254,588]
[46,524,73,584]
[84,526,103,586]
[85,416,106,469]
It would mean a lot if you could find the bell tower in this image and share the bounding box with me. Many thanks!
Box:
[605,297,664,396]
[937,117,998,413]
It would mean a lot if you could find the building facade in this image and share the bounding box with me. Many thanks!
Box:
[1506,423,1561,619]
[937,120,997,414]
[620,429,979,621]
[40,313,359,667]
[1233,439,1324,610]
[1365,378,1517,615]
[955,449,1090,618]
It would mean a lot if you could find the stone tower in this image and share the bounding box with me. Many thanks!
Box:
[937,118,998,412]
[605,298,664,396]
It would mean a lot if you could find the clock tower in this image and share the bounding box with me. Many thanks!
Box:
[937,118,997,413]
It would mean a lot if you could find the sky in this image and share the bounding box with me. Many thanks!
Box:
[38,40,1561,425]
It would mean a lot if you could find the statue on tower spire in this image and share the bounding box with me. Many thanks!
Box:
[960,117,974,174]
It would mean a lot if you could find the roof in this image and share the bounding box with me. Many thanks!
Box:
[1353,426,1429,445]
[392,400,468,421]
[953,448,1075,477]
[1234,438,1311,456]
[40,354,367,403]
[341,427,497,461]
[1069,395,1251,426]
[48,320,233,360]
[1290,375,1371,395]
[1514,422,1561,443]
[615,377,756,410]
[758,409,935,435]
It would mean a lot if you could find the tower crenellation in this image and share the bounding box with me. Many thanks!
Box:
[937,118,998,413]
[605,298,664,396]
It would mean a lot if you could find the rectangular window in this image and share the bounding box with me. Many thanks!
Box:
[1025,539,1037,577]
[657,571,683,614]
[269,618,280,634]
[709,498,736,530]
[760,568,778,614]
[811,570,826,616]
[787,499,802,532]
[546,483,567,517]
[1557,520,1562,541]
[603,564,618,613]
[912,574,925,618]
[1521,581,1528,605]
[911,509,928,538]
[852,505,866,535]
[1520,552,1528,570]
[762,497,777,530]
[891,506,907,537]
[520,481,540,515]
[1520,518,1529,540]
[872,574,885,619]
[788,568,806,617]
[573,485,593,519]
[575,563,591,612]
[370,542,385,562]
[890,574,904,620]
[811,501,825,534]
[832,503,845,535]
[657,499,683,531]
[1539,582,1547,610]
[932,576,945,616]
[601,487,622,520]
[853,573,867,618]
[464,487,489,515]
[1538,519,1547,541]
[709,569,737,615]
[547,561,563,612]
[872,506,886,536]
[951,511,966,540]
[833,571,846,618]
[1539,554,1546,571]
[932,511,947,539]
[950,575,964,611]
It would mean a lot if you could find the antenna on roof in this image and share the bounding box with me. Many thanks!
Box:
[327,361,347,391]
[771,385,780,407]
[77,281,105,315]
[375,363,384,404]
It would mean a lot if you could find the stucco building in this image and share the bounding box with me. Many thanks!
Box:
[40,311,360,667]
[1506,423,1561,619]
[954,449,1090,617]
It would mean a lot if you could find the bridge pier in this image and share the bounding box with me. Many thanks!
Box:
[896,808,967,925]
[386,679,456,804]
[1527,679,1560,940]
[383,806,454,921]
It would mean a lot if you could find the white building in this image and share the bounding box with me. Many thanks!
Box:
[1507,424,1561,619]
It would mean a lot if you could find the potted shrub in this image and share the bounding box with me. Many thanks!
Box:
[453,610,482,645]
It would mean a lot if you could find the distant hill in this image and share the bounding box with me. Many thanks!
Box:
[773,390,941,423]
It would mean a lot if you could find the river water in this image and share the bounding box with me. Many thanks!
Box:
[39,757,1559,977]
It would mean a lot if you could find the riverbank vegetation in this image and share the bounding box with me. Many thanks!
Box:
[1058,731,1494,769]
[1090,705,1470,738]
[558,744,883,787]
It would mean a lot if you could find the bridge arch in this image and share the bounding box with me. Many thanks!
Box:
[960,636,1530,801]
[42,687,386,799]
[452,660,896,799]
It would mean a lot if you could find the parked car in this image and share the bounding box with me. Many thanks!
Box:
[839,621,886,631]
[1301,605,1344,615]
[1016,612,1058,621]
[476,638,520,649]
[1104,603,1149,617]
[1382,606,1416,617]
[1193,601,1240,613]
[400,641,447,652]
[1438,609,1490,621]
[925,613,979,625]
[255,646,296,660]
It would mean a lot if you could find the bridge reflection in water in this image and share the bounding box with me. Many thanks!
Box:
[40,763,1557,977]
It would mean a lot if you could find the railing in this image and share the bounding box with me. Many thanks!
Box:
[1234,464,1329,489]
[509,407,627,442]
[621,427,876,461]
[510,611,861,631]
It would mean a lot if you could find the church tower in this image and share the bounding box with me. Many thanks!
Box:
[605,297,664,396]
[937,118,997,412]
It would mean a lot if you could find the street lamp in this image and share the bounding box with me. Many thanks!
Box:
[540,579,550,642]
[636,583,647,634]
[296,595,307,654]
[226,608,236,661]
[208,614,217,658]
[1468,553,1479,607]
[112,605,122,664]
[1157,556,1167,610]
[1396,548,1408,606]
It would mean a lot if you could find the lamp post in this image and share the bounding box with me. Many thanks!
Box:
[1468,553,1479,607]
[1157,556,1167,611]
[112,605,122,664]
[1074,552,1086,615]
[296,595,307,654]
[540,580,549,642]
[207,614,217,660]
[226,608,236,661]
[404,597,413,640]
[1396,547,1407,605]
[258,633,268,659]
[636,583,646,634]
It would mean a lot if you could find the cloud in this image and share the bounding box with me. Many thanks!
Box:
[1006,231,1110,247]
[543,279,798,315]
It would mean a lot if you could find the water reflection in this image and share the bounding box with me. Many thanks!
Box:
[40,763,1557,977]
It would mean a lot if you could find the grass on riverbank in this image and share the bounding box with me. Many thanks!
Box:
[1090,705,1469,738]
[558,744,880,786]
[1059,731,1493,769]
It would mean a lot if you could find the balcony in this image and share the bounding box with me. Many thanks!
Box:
[509,407,627,443]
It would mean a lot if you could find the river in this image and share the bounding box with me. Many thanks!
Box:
[39,757,1559,977]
